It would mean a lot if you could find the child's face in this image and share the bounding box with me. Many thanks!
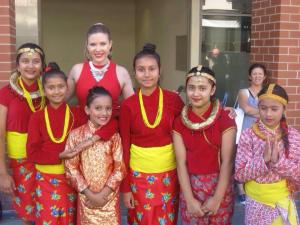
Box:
[134,56,160,90]
[186,76,215,110]
[85,95,112,127]
[17,52,42,84]
[258,98,285,128]
[44,76,67,107]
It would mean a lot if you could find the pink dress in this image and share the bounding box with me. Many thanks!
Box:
[235,121,300,225]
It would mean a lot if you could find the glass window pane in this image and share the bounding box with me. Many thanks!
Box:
[201,14,251,106]
[202,0,251,14]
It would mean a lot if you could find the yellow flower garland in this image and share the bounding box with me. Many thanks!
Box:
[139,87,163,129]
[45,105,70,143]
[18,77,45,112]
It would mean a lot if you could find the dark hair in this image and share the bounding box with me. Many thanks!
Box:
[16,43,46,69]
[248,63,268,83]
[42,62,67,86]
[258,83,289,156]
[85,23,112,60]
[133,43,161,71]
[186,65,216,101]
[86,86,112,107]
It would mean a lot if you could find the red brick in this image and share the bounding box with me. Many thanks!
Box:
[0,53,13,62]
[261,0,271,8]
[0,7,9,16]
[0,71,11,80]
[289,94,300,102]
[261,15,270,23]
[291,0,300,4]
[290,31,300,38]
[263,55,274,62]
[276,78,288,85]
[254,54,264,61]
[287,79,300,86]
[260,31,270,38]
[255,24,265,32]
[255,39,264,46]
[284,86,297,94]
[279,39,298,46]
[290,14,300,21]
[288,63,300,70]
[280,6,300,13]
[280,22,299,30]
[266,6,276,14]
[252,17,261,24]
[278,55,298,62]
[264,39,274,46]
[289,48,300,54]
[265,23,275,31]
[0,35,15,43]
[278,70,298,78]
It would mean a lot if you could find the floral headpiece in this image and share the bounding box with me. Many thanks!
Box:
[186,65,216,84]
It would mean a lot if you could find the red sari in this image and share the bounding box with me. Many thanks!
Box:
[173,102,236,225]
[0,81,43,221]
[119,87,184,225]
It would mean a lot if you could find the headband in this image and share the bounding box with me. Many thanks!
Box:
[17,47,44,56]
[258,83,288,106]
[186,65,216,84]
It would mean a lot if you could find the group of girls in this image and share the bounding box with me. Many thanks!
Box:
[0,22,299,225]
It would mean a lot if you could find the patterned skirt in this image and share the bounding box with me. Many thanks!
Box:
[34,171,76,225]
[180,173,234,225]
[128,169,179,225]
[10,158,36,221]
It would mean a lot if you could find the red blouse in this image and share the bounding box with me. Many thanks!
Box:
[173,103,236,175]
[119,87,184,192]
[26,103,118,165]
[0,82,42,133]
[75,60,121,115]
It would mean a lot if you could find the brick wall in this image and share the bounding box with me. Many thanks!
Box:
[0,0,15,210]
[251,0,300,130]
[0,0,16,89]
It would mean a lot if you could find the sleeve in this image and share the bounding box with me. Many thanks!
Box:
[234,129,270,182]
[220,110,236,133]
[271,128,300,185]
[105,134,126,190]
[171,93,184,117]
[0,86,11,107]
[71,106,86,130]
[172,116,183,136]
[94,118,118,141]
[64,131,89,192]
[119,103,132,193]
[26,112,61,164]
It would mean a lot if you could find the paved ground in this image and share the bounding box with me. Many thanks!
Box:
[0,200,299,225]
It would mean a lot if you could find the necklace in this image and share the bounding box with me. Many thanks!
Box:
[44,105,70,143]
[181,100,221,130]
[252,122,282,141]
[18,77,45,112]
[89,61,110,82]
[10,72,43,99]
[139,87,163,129]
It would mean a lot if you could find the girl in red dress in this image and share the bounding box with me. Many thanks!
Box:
[173,65,236,225]
[0,43,46,225]
[26,63,79,225]
[119,43,184,225]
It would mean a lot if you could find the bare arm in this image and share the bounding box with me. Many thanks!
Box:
[202,128,236,214]
[0,105,15,194]
[238,89,259,117]
[116,65,134,100]
[66,63,83,101]
[173,131,204,217]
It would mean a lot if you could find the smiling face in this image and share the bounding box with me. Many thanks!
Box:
[258,98,285,128]
[85,95,112,127]
[249,67,266,86]
[17,52,42,85]
[186,76,216,111]
[86,32,112,65]
[134,56,160,92]
[44,75,68,108]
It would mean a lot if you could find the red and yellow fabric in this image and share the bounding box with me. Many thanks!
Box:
[34,171,76,225]
[75,60,121,116]
[119,87,184,225]
[0,80,44,221]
